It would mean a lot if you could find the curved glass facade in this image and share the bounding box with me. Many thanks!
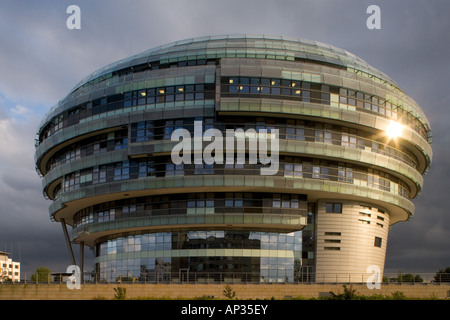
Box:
[35,35,432,283]
[96,230,310,283]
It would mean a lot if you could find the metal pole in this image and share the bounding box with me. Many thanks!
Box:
[80,241,84,283]
[60,218,76,266]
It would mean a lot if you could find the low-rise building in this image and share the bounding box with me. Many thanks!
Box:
[0,251,20,283]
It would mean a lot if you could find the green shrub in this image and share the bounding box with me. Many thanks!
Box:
[113,286,127,300]
[391,291,406,300]
[223,285,236,299]
[329,285,357,300]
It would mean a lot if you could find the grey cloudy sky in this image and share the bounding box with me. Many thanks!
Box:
[0,0,448,276]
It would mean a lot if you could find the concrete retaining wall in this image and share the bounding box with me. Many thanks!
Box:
[1,283,449,300]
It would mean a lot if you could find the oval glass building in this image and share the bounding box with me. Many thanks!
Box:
[35,35,432,283]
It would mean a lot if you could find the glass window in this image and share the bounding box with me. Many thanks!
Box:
[240,77,249,84]
[225,193,234,207]
[291,81,300,88]
[166,163,184,176]
[260,86,270,94]
[250,77,260,85]
[325,203,342,213]
[272,194,281,208]
[374,237,382,248]
[301,89,310,102]
[228,77,239,85]
[286,127,295,139]
[312,166,321,179]
[194,163,214,174]
[320,167,329,179]
[238,85,249,94]
[260,78,270,85]
[271,79,280,86]
[271,87,281,95]
[284,163,302,177]
[250,86,261,94]
[281,88,291,96]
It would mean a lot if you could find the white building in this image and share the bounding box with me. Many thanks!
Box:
[0,251,20,283]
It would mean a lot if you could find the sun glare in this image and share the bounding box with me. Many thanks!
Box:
[386,120,403,138]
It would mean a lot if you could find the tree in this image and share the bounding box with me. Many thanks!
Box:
[223,285,236,299]
[433,267,450,283]
[395,270,423,283]
[31,266,51,283]
[397,272,423,283]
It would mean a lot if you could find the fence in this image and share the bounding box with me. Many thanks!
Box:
[3,271,450,285]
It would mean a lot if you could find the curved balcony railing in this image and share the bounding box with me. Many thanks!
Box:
[220,76,430,141]
[60,161,411,200]
[73,202,308,228]
[131,120,419,169]
[46,139,127,174]
[40,118,419,176]
[70,213,307,242]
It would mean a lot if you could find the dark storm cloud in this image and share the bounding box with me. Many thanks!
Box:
[358,3,450,273]
[0,0,448,275]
